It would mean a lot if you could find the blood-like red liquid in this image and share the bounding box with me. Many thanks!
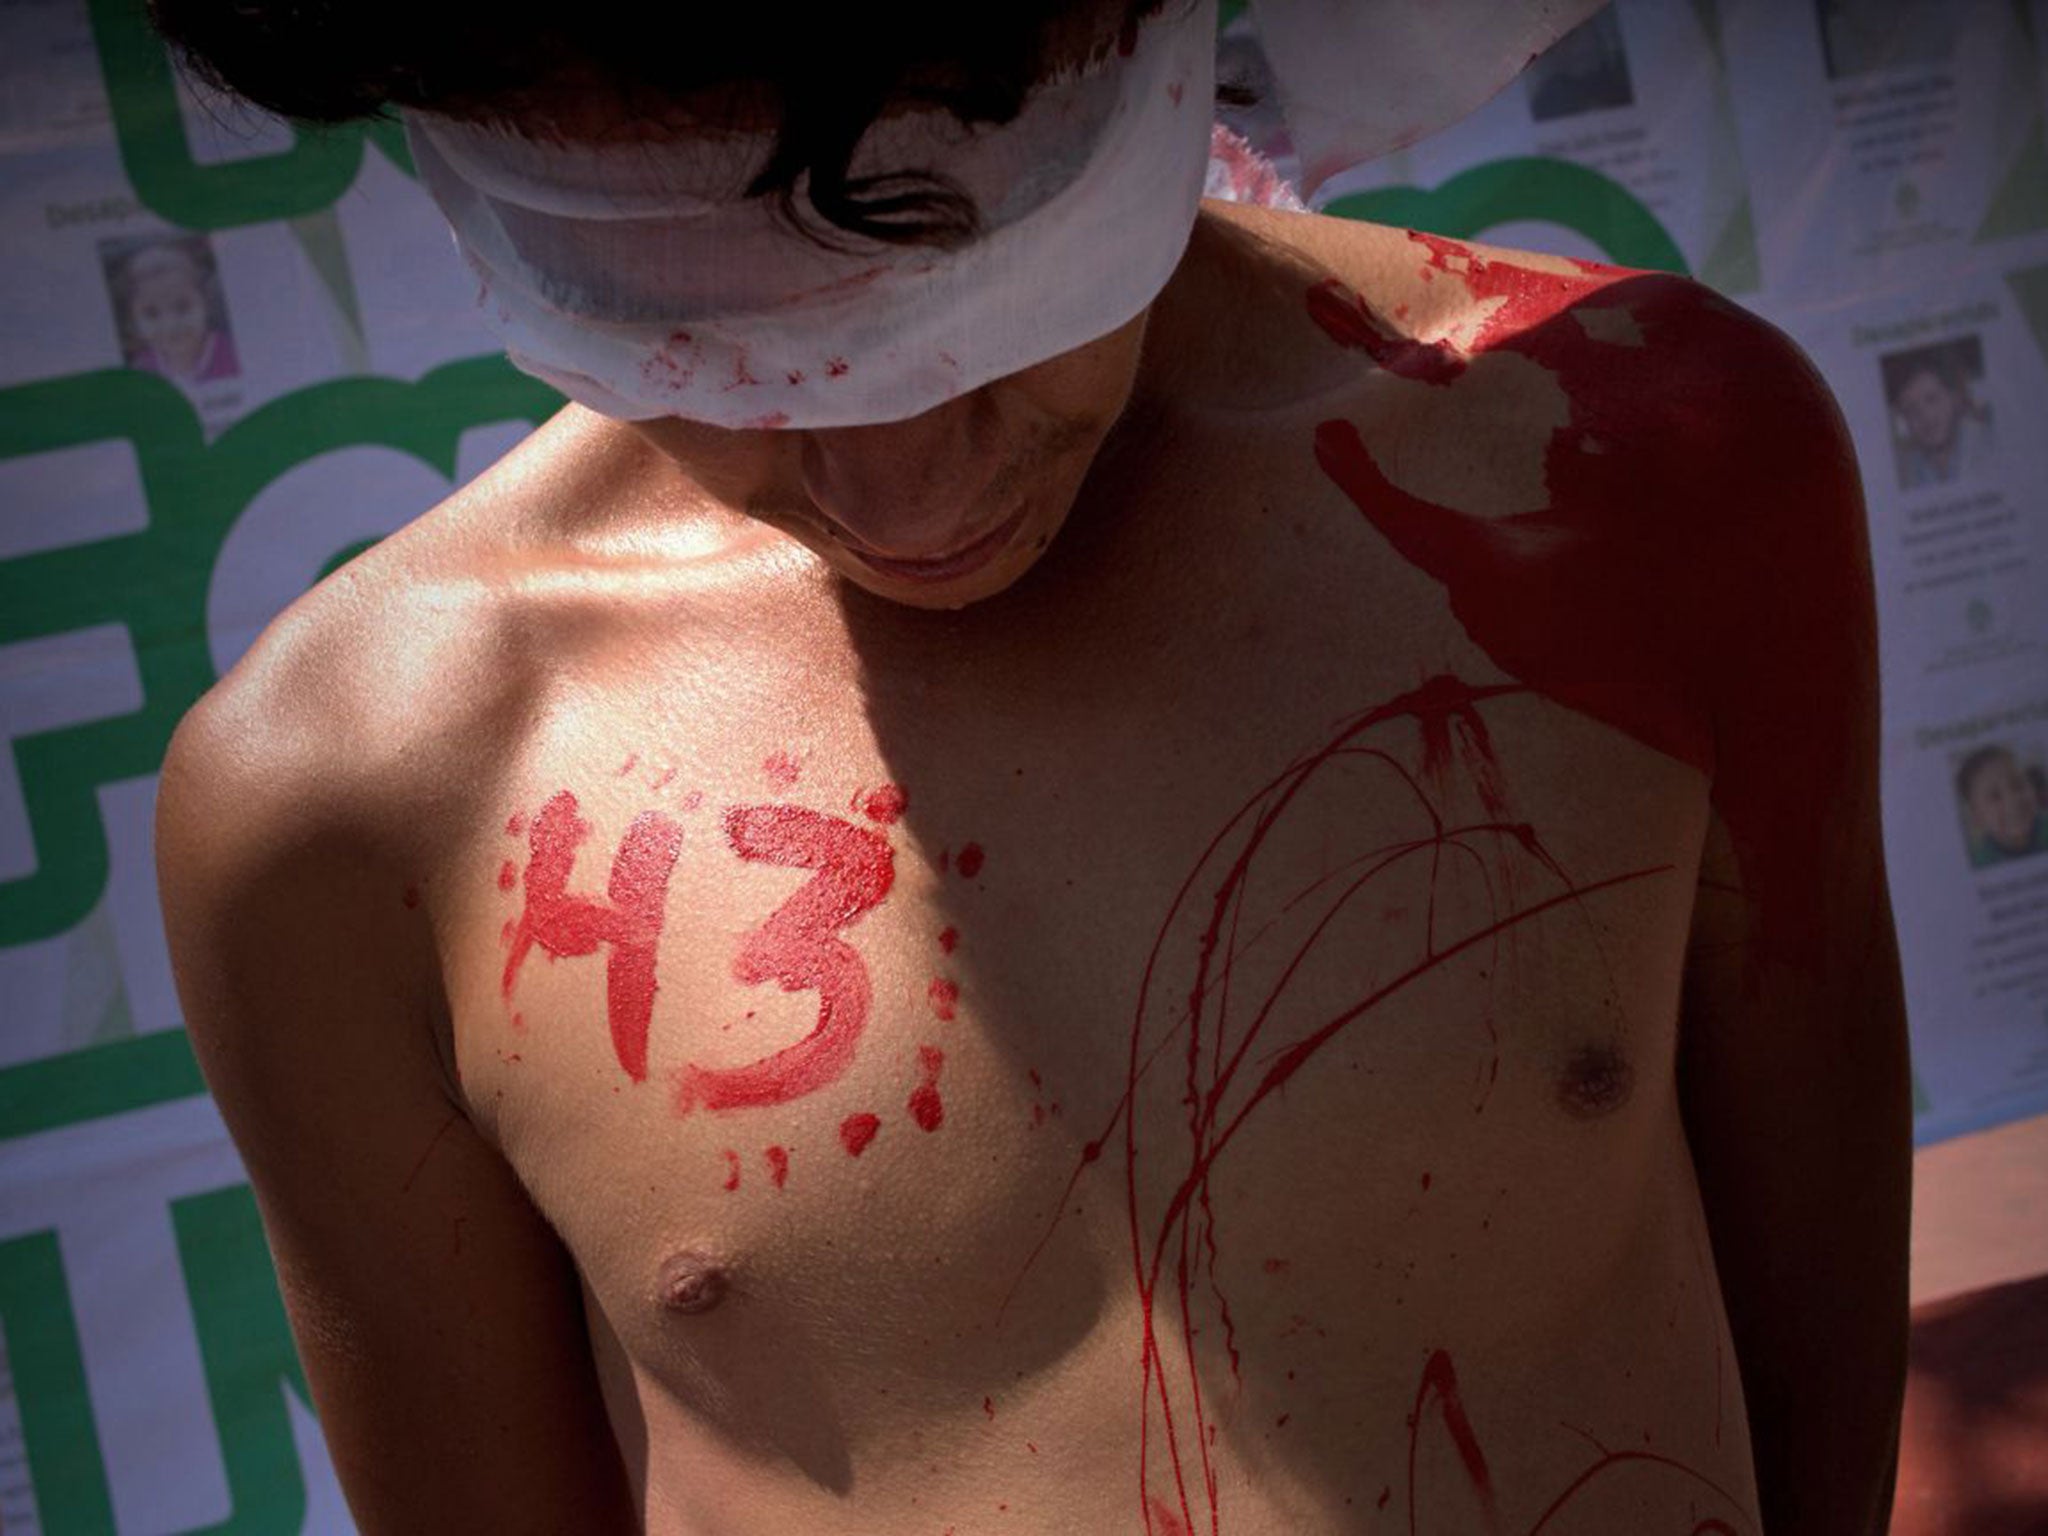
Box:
[840,1112,882,1157]
[501,791,683,1082]
[908,1045,946,1132]
[928,977,960,1021]
[674,805,894,1113]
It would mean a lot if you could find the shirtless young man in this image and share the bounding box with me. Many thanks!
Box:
[149,2,1910,1532]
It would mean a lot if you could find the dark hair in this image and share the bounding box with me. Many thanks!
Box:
[1955,743,2019,802]
[149,0,1180,248]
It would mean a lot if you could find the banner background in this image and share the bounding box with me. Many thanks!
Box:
[2,0,2043,1528]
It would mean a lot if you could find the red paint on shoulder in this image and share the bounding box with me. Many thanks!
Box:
[928,976,959,1020]
[909,1045,946,1131]
[762,751,801,789]
[857,782,908,824]
[765,1145,790,1188]
[956,842,986,879]
[496,860,517,892]
[938,925,959,954]
[840,1112,881,1157]
[721,1149,741,1191]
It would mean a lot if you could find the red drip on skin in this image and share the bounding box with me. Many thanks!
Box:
[957,842,987,879]
[721,1149,741,1191]
[939,925,959,953]
[909,1045,946,1131]
[857,782,909,824]
[1311,232,1869,961]
[928,977,960,1020]
[765,1145,790,1188]
[496,860,518,892]
[674,805,895,1112]
[995,670,1676,1531]
[840,1112,881,1157]
[762,751,801,789]
[501,791,684,1082]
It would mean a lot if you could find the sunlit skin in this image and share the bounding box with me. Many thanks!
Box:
[124,247,211,377]
[1962,750,2042,854]
[160,153,1908,1536]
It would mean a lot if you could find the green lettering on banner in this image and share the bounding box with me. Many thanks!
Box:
[0,359,562,948]
[1321,156,1690,277]
[0,1187,311,1533]
[87,0,414,232]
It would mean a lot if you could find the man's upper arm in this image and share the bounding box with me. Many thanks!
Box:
[1671,296,1911,1536]
[156,690,639,1533]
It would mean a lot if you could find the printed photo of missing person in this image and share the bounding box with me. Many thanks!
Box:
[1524,8,1634,123]
[99,232,240,386]
[1814,0,1961,82]
[1881,334,1994,491]
[1954,740,2048,870]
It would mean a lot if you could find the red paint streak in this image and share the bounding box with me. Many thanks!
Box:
[857,782,908,824]
[721,1149,741,1191]
[840,1112,881,1157]
[401,883,421,909]
[499,918,516,945]
[1146,1493,1193,1536]
[956,842,986,879]
[928,976,960,1020]
[938,925,959,954]
[825,356,850,378]
[1407,1349,1498,1530]
[908,1045,946,1131]
[400,1114,460,1194]
[765,1145,790,1188]
[982,1395,996,1419]
[762,750,801,789]
[501,791,684,1082]
[505,812,524,836]
[1311,240,1869,961]
[496,860,517,892]
[674,805,894,1112]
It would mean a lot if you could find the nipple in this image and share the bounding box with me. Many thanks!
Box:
[1555,1042,1634,1120]
[655,1250,731,1315]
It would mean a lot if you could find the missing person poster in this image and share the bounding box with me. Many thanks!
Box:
[1,0,2045,1529]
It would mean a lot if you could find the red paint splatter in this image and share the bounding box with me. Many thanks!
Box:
[927,976,959,1020]
[681,789,704,812]
[401,883,421,909]
[786,368,807,385]
[505,812,525,836]
[908,1045,945,1131]
[956,842,986,879]
[650,766,677,792]
[721,1149,741,1191]
[1310,238,1867,962]
[824,356,850,378]
[762,750,801,789]
[617,752,638,776]
[1145,1494,1193,1536]
[501,791,684,1082]
[982,1395,996,1419]
[840,1112,881,1157]
[674,805,894,1112]
[1420,1171,1433,1192]
[496,860,517,892]
[938,925,959,954]
[765,1145,789,1188]
[857,782,908,824]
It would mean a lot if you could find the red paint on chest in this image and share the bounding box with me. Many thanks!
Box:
[674,805,894,1112]
[839,1112,881,1157]
[856,782,908,824]
[956,842,986,879]
[927,976,959,1020]
[765,1145,790,1188]
[938,925,959,954]
[721,1149,741,1191]
[496,860,518,892]
[908,1045,946,1132]
[501,791,684,1082]
[762,751,801,789]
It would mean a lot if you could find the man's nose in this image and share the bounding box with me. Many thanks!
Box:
[799,390,993,516]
